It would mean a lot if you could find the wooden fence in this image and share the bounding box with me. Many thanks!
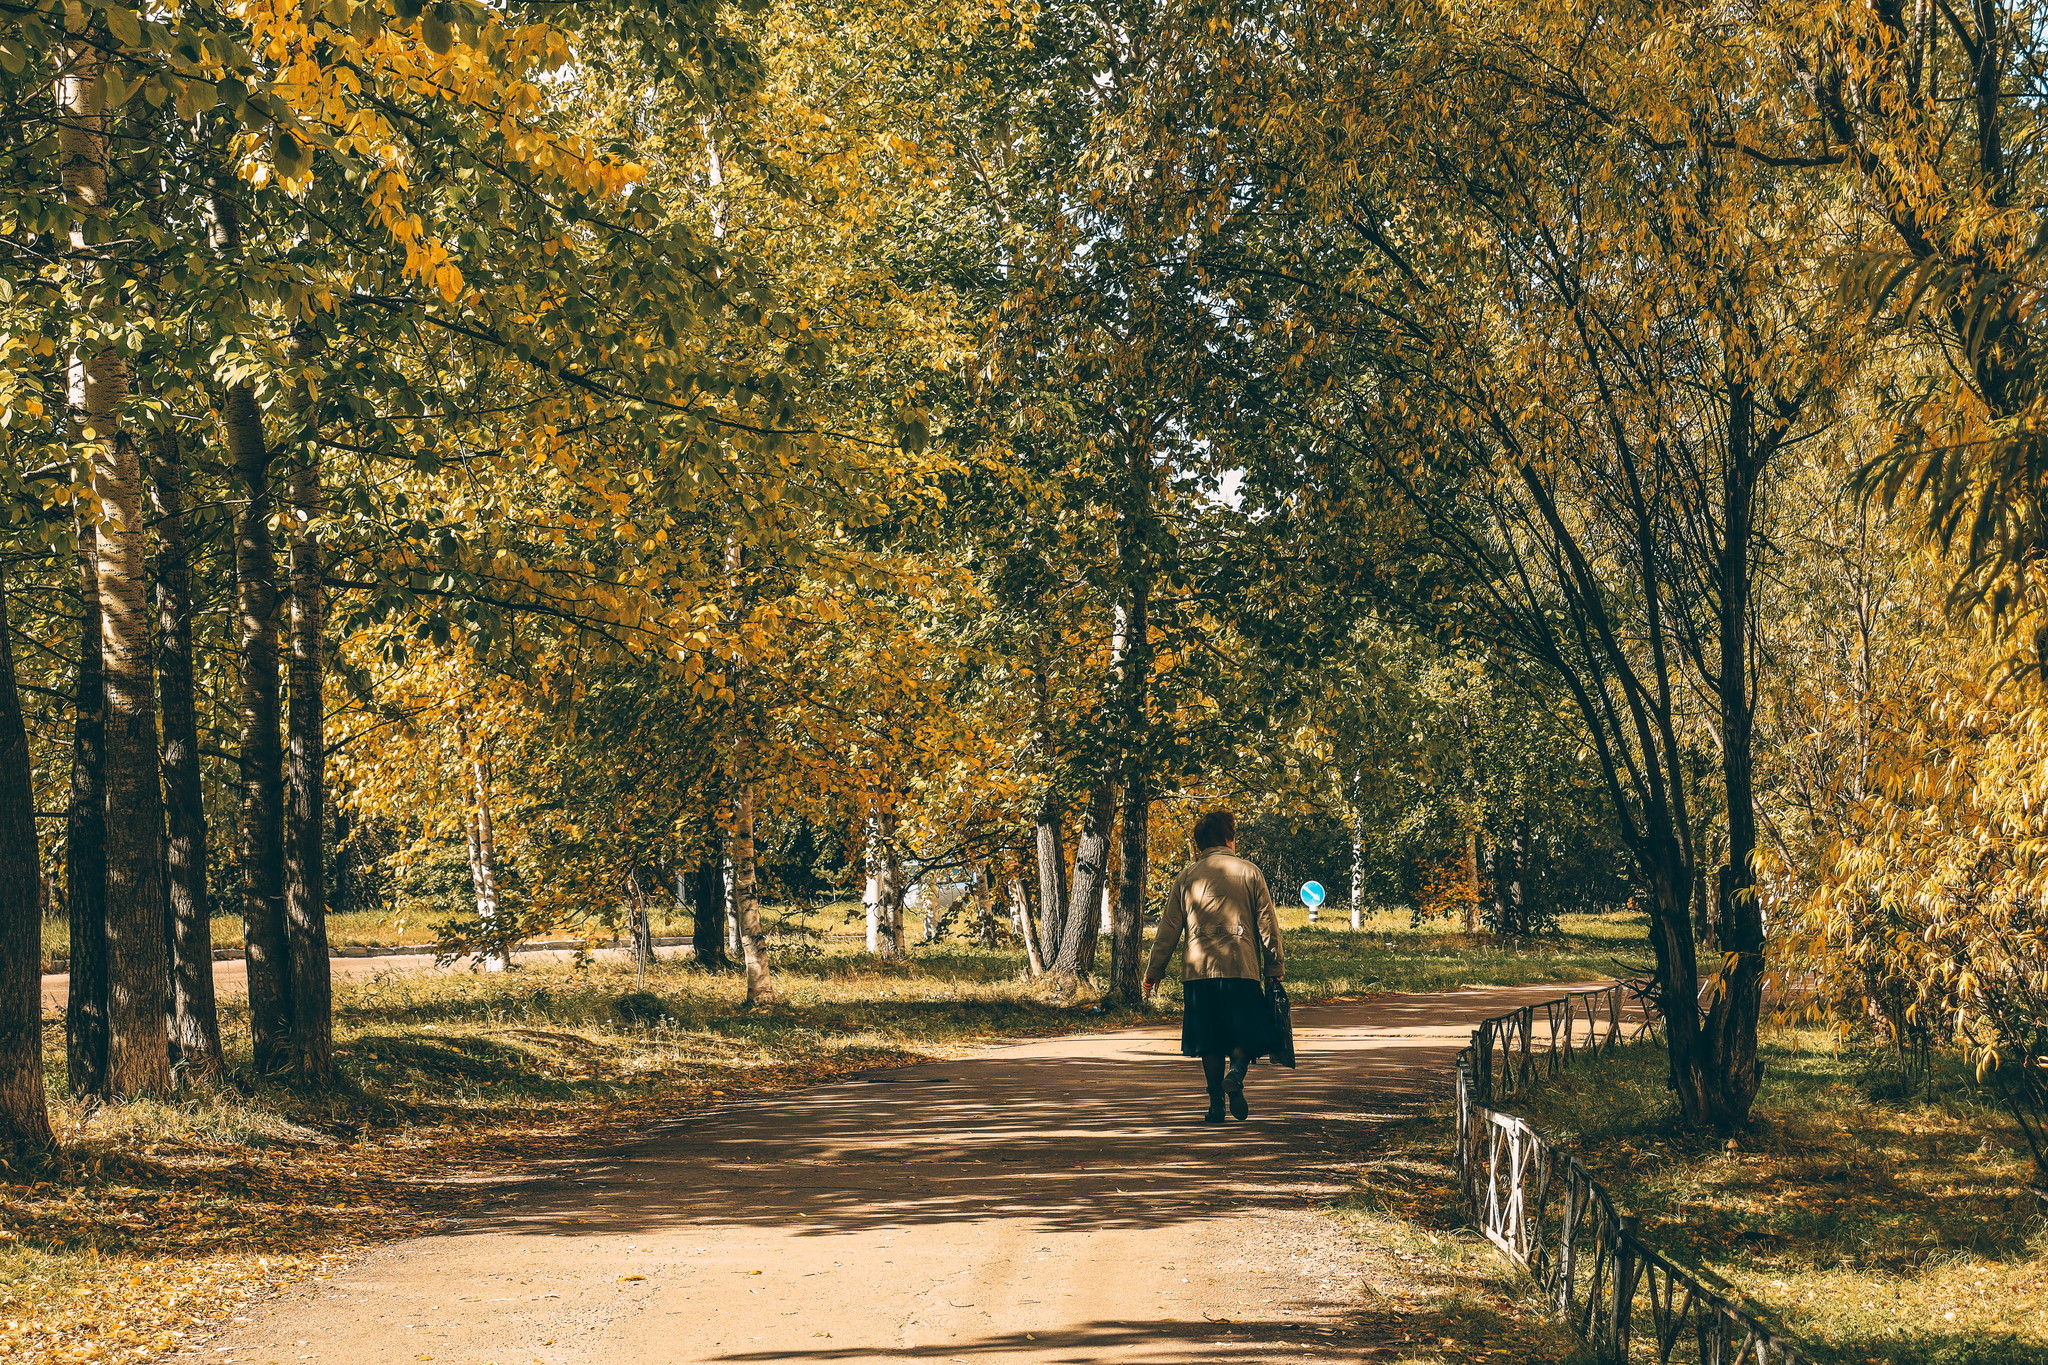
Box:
[1454,984,1815,1364]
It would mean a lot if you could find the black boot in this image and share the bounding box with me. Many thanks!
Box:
[1204,1090,1226,1123]
[1224,1053,1250,1120]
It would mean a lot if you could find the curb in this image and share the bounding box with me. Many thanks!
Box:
[42,935,694,977]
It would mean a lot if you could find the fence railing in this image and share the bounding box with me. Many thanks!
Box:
[1455,983,1814,1365]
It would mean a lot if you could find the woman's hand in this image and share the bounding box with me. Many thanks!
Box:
[1142,977,1158,1000]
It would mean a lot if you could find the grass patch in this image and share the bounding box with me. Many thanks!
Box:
[38,906,710,970]
[1250,907,1643,1001]
[39,897,1648,981]
[1496,1030,2048,1363]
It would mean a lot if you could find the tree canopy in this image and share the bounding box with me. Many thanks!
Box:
[4,0,2046,1170]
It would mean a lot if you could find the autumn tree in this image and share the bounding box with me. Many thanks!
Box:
[1146,0,1853,1126]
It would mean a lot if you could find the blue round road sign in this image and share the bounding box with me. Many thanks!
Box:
[1300,881,1326,909]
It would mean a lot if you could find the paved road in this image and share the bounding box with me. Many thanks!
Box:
[176,983,1588,1365]
[39,945,697,1011]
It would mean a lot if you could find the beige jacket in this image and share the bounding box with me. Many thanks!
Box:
[1145,848,1286,984]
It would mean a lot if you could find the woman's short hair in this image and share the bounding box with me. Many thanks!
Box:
[1192,809,1236,850]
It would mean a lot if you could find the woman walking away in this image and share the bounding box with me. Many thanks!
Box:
[1142,809,1286,1122]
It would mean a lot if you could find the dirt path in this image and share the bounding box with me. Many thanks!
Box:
[173,984,1576,1365]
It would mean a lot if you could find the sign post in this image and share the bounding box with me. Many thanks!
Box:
[1301,880,1326,925]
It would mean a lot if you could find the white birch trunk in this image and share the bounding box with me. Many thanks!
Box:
[724,854,739,957]
[863,813,881,954]
[1350,812,1365,932]
[471,753,506,971]
[726,536,773,1005]
[874,811,904,960]
[64,0,169,1099]
[1464,829,1480,935]
[1011,875,1045,977]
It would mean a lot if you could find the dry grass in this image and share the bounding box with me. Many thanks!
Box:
[1499,1030,2048,1365]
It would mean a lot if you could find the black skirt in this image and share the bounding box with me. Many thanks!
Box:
[1180,977,1274,1058]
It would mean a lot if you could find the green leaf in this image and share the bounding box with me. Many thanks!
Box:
[0,39,26,74]
[422,16,452,53]
[103,5,141,47]
[92,66,126,109]
[274,129,308,173]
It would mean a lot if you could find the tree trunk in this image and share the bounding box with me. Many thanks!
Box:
[1033,802,1067,959]
[873,809,905,960]
[724,854,739,958]
[732,773,772,1003]
[0,561,56,1149]
[973,866,1002,948]
[872,810,905,961]
[1048,782,1113,979]
[227,380,288,1071]
[727,538,773,1005]
[1027,628,1068,958]
[330,801,353,919]
[459,726,507,972]
[1462,829,1481,934]
[1690,382,1767,1130]
[632,869,655,967]
[63,1,171,1099]
[625,864,653,982]
[96,402,171,1098]
[1642,839,1708,1102]
[65,525,108,1098]
[284,449,332,1076]
[1107,772,1149,1004]
[1349,795,1365,931]
[151,428,223,1080]
[1506,812,1527,935]
[1099,475,1156,988]
[693,802,729,970]
[1105,560,1152,1004]
[1010,861,1045,976]
[863,812,882,954]
[213,170,289,1071]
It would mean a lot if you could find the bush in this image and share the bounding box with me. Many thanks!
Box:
[613,991,670,1024]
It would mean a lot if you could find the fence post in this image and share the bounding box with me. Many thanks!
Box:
[1512,1005,1529,1090]
[1456,1046,1473,1211]
[1475,1025,1493,1106]
[1558,1164,1579,1317]
[1611,1214,1638,1363]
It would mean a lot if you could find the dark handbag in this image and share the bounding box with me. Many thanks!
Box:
[1263,978,1296,1068]
[1256,921,1297,1069]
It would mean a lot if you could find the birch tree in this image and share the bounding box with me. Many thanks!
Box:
[61,0,168,1098]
